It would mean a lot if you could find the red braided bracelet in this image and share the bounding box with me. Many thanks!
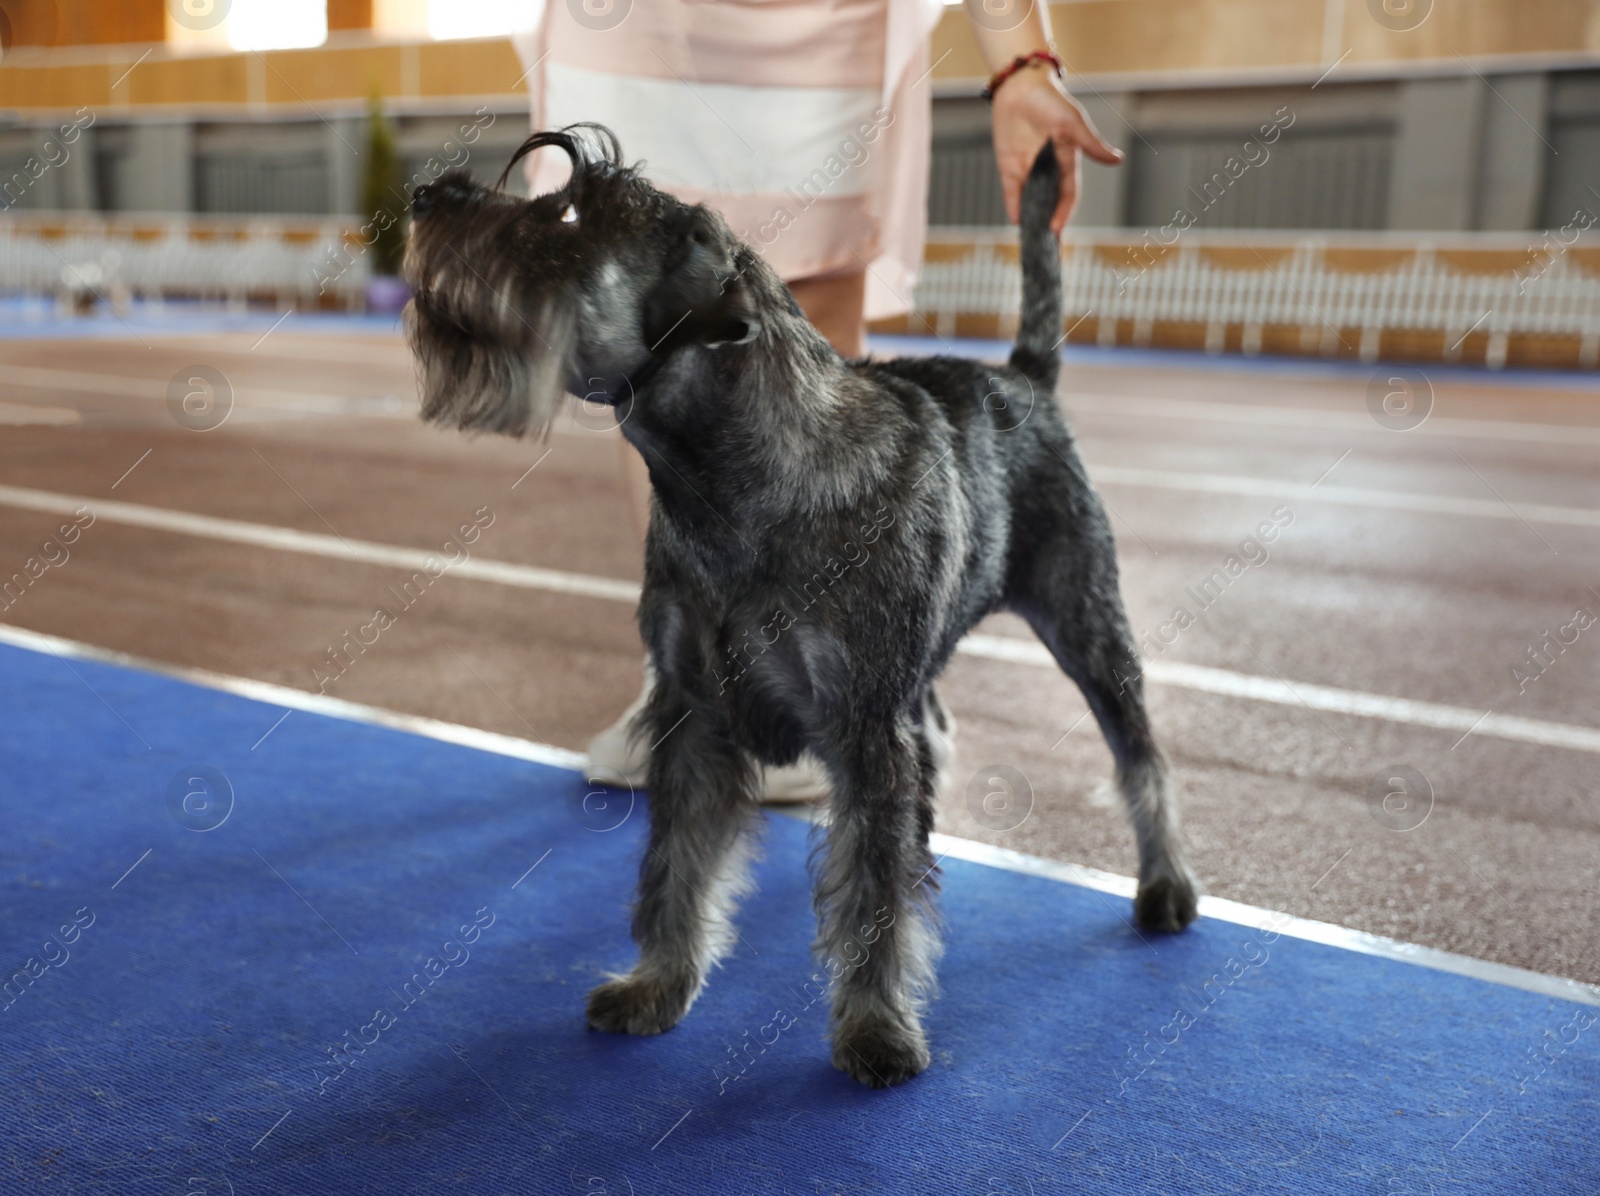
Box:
[981,50,1063,102]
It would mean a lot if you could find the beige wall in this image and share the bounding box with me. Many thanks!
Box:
[0,39,527,115]
[944,1,1600,83]
[0,0,1597,115]
[3,0,165,47]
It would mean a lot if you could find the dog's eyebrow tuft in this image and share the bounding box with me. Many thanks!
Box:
[495,123,626,193]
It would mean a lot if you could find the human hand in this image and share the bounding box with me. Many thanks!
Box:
[990,67,1122,233]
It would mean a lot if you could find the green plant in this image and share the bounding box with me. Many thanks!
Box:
[362,94,406,278]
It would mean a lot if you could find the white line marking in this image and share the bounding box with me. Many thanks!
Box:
[914,850,950,890]
[3,621,1594,1009]
[446,641,550,744]
[958,633,1600,754]
[0,484,643,603]
[1086,466,1600,529]
[11,363,1596,447]
[921,834,1600,1008]
[0,623,586,773]
[51,337,403,367]
[0,401,79,426]
[511,848,552,890]
[1450,710,1492,751]
[1452,447,1561,556]
[53,652,151,750]
[1062,391,1600,448]
[251,447,354,551]
[1246,641,1352,751]
[110,848,152,890]
[2,486,1596,755]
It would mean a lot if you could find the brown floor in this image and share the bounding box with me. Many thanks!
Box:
[2,330,1598,984]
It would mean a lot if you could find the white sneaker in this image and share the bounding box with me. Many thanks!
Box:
[757,691,955,805]
[583,663,833,802]
[925,689,957,786]
[583,669,652,789]
[757,754,832,804]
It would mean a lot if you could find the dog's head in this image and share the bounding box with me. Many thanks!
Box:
[404,125,760,437]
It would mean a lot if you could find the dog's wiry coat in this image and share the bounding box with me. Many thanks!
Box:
[405,126,1200,1088]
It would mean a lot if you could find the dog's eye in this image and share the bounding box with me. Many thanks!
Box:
[560,203,578,225]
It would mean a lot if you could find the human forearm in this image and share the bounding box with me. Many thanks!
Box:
[964,0,1122,231]
[964,0,1055,73]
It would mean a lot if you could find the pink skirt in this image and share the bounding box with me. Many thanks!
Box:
[513,0,945,319]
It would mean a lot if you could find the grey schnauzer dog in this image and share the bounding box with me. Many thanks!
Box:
[404,126,1199,1088]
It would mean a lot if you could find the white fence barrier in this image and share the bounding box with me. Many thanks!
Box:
[0,214,368,309]
[879,228,1600,370]
[4,216,1597,369]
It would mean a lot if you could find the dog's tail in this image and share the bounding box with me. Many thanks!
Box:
[1008,142,1062,388]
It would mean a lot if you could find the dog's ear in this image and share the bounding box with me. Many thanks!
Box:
[642,208,760,353]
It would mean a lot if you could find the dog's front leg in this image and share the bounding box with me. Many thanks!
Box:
[586,688,758,1037]
[815,718,940,1088]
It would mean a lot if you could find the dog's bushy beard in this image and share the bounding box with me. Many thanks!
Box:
[404,212,579,439]
[407,301,576,439]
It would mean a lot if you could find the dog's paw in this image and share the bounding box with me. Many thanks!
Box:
[1134,871,1199,933]
[831,1019,930,1089]
[585,972,693,1036]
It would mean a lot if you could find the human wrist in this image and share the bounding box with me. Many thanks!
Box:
[982,51,1063,102]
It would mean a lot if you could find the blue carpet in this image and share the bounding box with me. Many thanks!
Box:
[0,643,1595,1195]
[0,295,1592,392]
[0,296,407,340]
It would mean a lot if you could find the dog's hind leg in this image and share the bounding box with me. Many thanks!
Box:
[919,688,956,793]
[585,685,759,1036]
[813,713,942,1088]
[1012,533,1200,933]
